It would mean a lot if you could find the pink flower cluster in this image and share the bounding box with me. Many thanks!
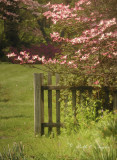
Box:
[50,18,116,45]
[8,44,61,61]
[50,32,64,42]
[7,51,78,69]
[7,51,45,64]
[43,3,77,24]
[43,0,95,24]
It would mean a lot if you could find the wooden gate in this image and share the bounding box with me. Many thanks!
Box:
[34,73,117,135]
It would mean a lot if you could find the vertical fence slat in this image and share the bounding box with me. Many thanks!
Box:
[48,73,52,134]
[72,90,76,117]
[41,74,44,135]
[34,73,43,135]
[113,90,117,112]
[104,87,109,110]
[56,74,60,134]
[64,95,68,120]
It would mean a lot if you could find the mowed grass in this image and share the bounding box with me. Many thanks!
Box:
[0,63,47,151]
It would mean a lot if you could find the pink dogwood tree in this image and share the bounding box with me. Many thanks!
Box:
[7,0,117,86]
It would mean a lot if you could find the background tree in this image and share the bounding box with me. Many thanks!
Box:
[0,0,37,59]
[0,0,58,60]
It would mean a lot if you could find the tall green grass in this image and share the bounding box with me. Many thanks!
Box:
[0,63,117,160]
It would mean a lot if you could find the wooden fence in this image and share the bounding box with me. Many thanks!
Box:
[34,73,117,135]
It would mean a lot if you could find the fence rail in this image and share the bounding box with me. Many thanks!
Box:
[34,73,117,135]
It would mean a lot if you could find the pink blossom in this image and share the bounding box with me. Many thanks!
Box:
[32,55,38,60]
[60,60,66,64]
[113,52,117,56]
[94,61,100,66]
[7,52,17,58]
[44,2,51,7]
[23,54,30,60]
[94,80,99,85]
[27,60,35,63]
[75,0,89,7]
[37,57,42,61]
[68,61,73,65]
[50,32,60,38]
[20,51,25,55]
[108,54,112,58]
[41,56,45,63]
[80,54,89,61]
[102,52,108,56]
[86,1,91,5]
[61,55,67,59]
[16,56,23,61]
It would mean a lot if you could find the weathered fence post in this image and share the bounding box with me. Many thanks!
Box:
[56,73,60,134]
[48,73,52,134]
[113,90,117,112]
[34,73,43,135]
[41,74,44,135]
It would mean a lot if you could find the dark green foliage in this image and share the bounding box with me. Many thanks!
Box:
[0,0,56,61]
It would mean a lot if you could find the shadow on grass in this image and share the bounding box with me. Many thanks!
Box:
[0,115,31,119]
[0,99,9,102]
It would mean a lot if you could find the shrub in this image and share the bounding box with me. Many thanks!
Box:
[7,44,61,64]
[61,95,115,135]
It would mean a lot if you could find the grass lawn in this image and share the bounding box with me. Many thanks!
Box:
[0,62,117,160]
[0,63,45,152]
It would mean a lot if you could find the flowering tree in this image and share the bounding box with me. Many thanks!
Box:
[7,0,117,86]
[43,0,117,86]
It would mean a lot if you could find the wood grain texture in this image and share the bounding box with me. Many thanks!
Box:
[34,73,43,135]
